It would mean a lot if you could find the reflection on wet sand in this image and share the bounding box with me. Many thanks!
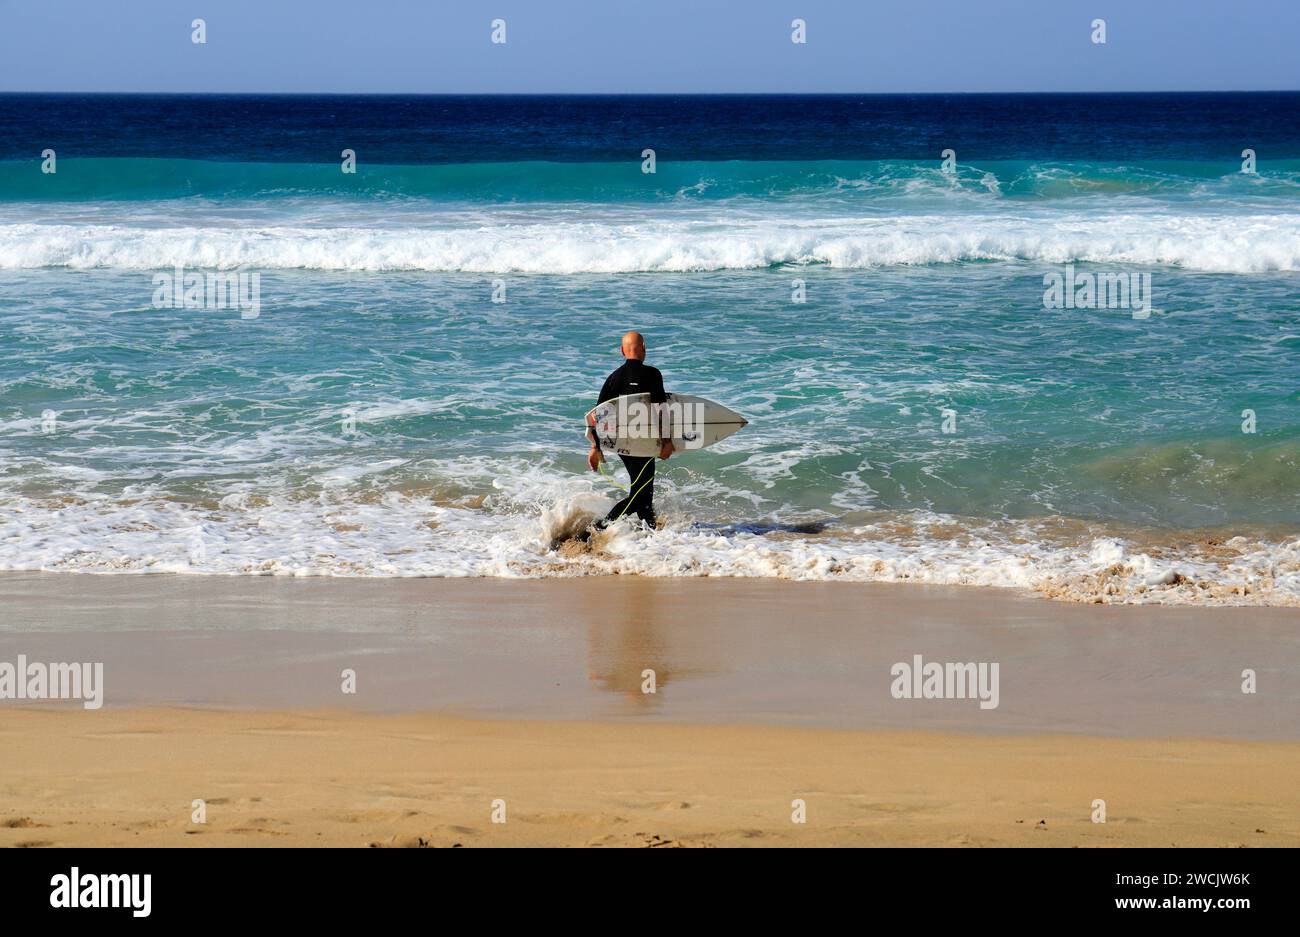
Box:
[583,576,716,710]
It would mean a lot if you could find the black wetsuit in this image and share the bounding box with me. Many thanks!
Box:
[592,359,667,528]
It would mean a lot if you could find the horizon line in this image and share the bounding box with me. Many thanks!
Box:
[3,88,1299,97]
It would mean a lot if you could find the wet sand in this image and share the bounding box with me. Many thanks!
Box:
[1,571,1297,847]
[1,572,1296,737]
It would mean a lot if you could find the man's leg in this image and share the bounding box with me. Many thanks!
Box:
[604,455,656,528]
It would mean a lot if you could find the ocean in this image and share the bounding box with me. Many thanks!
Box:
[1,93,1298,603]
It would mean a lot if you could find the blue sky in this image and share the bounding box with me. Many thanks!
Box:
[0,0,1296,94]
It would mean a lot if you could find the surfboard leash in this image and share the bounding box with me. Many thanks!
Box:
[598,457,656,522]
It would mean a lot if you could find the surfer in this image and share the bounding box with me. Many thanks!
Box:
[586,331,674,529]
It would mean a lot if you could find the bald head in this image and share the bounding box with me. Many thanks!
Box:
[620,331,646,361]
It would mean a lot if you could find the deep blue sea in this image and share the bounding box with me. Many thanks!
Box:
[1,93,1298,603]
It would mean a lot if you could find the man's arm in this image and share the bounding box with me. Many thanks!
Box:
[586,412,604,471]
[587,374,615,470]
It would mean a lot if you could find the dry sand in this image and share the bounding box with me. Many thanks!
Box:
[2,708,1297,848]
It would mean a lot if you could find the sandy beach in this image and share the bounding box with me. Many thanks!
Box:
[2,707,1297,848]
[4,0,1300,873]
[2,571,1297,847]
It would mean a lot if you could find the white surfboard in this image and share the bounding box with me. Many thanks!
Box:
[586,393,748,458]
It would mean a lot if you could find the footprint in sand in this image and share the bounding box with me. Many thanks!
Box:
[637,832,681,848]
[2,817,46,829]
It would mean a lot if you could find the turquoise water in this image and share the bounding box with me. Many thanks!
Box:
[5,156,1300,202]
[2,104,1299,601]
[3,265,1298,527]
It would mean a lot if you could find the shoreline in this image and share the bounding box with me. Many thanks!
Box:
[2,570,1297,739]
[4,570,1296,847]
[5,504,1297,607]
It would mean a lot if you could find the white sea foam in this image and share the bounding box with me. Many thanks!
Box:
[3,211,1299,273]
[1,487,1297,607]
